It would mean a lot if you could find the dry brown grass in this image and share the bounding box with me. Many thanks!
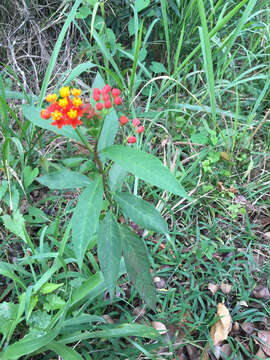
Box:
[0,0,81,95]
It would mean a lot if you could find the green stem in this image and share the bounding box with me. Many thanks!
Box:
[93,141,113,207]
[75,128,93,153]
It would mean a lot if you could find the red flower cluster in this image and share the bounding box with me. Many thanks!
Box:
[119,115,145,144]
[92,85,122,111]
[41,87,101,129]
[41,87,86,129]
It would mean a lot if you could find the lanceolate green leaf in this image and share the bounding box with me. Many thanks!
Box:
[0,327,59,360]
[71,272,105,307]
[37,169,92,189]
[120,225,156,310]
[101,145,189,198]
[97,109,119,154]
[114,192,168,234]
[59,323,160,344]
[97,212,121,299]
[71,177,103,269]
[42,341,83,360]
[70,261,127,308]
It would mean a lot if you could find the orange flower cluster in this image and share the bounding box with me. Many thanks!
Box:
[41,87,90,129]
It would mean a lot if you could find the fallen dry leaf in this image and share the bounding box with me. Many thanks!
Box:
[213,343,232,359]
[153,276,167,289]
[210,303,232,345]
[258,331,270,356]
[185,344,201,360]
[240,322,254,335]
[253,285,270,299]
[261,217,270,228]
[208,283,219,295]
[151,321,167,335]
[132,306,146,320]
[236,300,248,307]
[220,343,232,359]
[220,152,230,161]
[232,322,240,334]
[165,324,185,345]
[263,232,270,241]
[220,283,233,294]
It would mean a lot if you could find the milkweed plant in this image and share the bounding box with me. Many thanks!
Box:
[25,75,189,310]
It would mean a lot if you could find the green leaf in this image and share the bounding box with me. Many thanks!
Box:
[62,61,95,85]
[33,259,61,294]
[70,261,127,308]
[109,162,127,191]
[97,212,121,299]
[71,272,106,307]
[135,0,150,12]
[71,177,103,268]
[76,5,91,19]
[44,294,66,311]
[0,302,19,337]
[27,310,52,331]
[4,185,20,213]
[42,341,83,360]
[0,327,59,360]
[101,145,189,198]
[37,169,92,189]
[24,206,49,224]
[93,73,119,156]
[150,61,168,74]
[23,166,39,188]
[0,262,26,290]
[60,323,160,344]
[22,105,82,142]
[40,283,64,294]
[114,192,168,234]
[1,210,27,243]
[97,108,119,154]
[190,130,209,144]
[120,226,156,309]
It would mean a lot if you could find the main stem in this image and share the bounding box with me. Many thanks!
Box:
[93,141,113,206]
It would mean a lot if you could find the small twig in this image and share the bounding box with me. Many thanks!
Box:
[247,108,270,145]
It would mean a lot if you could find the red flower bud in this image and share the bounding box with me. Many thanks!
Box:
[102,93,110,101]
[93,92,100,101]
[40,109,51,119]
[136,125,144,134]
[132,118,140,127]
[102,84,111,94]
[128,136,136,144]
[114,97,122,105]
[93,88,101,94]
[96,102,103,111]
[119,116,128,125]
[104,100,112,109]
[111,88,121,97]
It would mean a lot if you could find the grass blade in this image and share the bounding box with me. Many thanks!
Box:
[160,0,171,73]
[197,0,216,124]
[220,0,257,77]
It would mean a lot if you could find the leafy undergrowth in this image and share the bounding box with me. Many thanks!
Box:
[1,0,270,359]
